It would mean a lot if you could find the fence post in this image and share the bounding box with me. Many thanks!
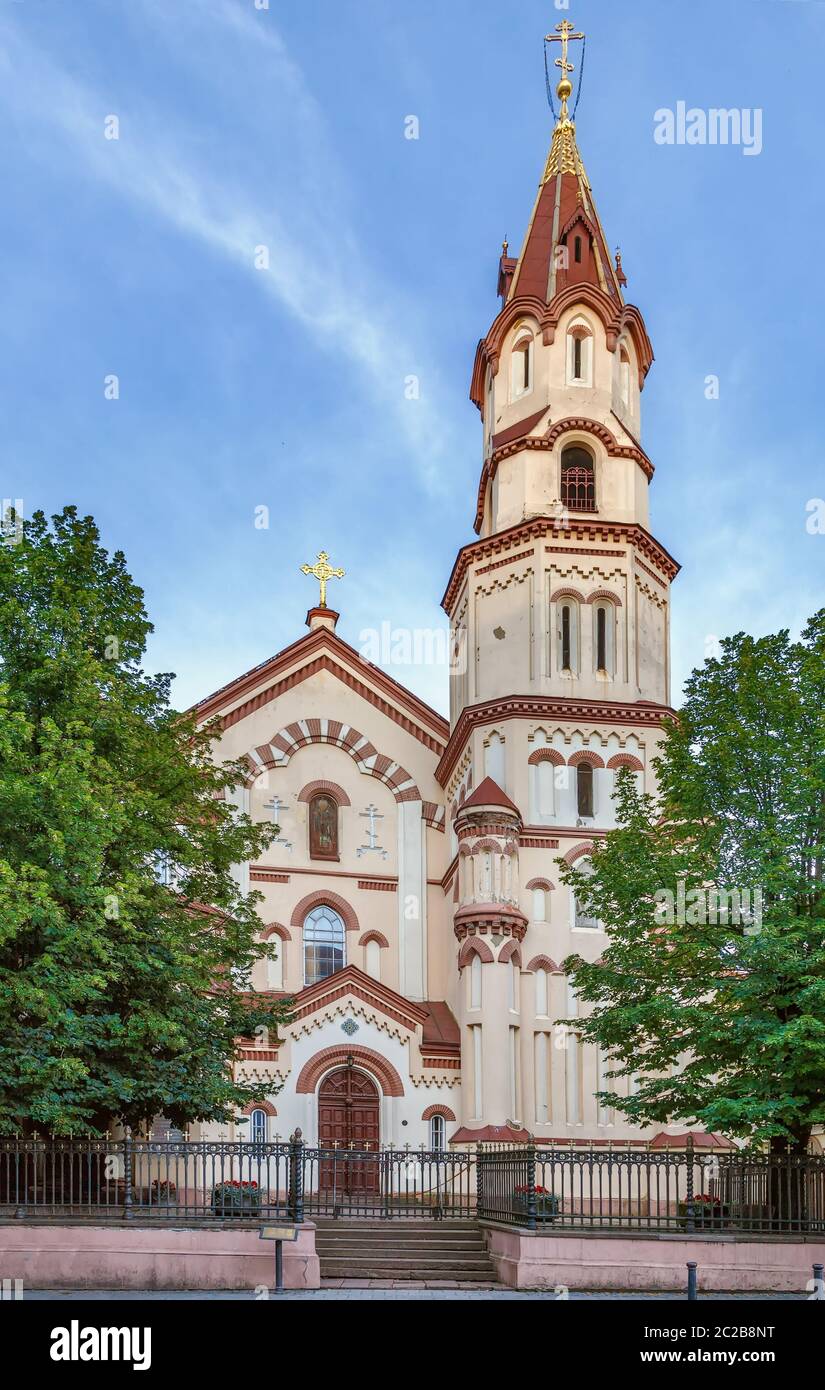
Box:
[475,1143,484,1219]
[526,1144,537,1233]
[123,1130,133,1220]
[685,1134,695,1234]
[288,1128,304,1225]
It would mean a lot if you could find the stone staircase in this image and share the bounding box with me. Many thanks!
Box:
[314,1218,498,1284]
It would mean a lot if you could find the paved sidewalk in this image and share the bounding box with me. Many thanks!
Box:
[24,1287,801,1301]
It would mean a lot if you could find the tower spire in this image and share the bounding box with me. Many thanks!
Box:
[545,17,585,123]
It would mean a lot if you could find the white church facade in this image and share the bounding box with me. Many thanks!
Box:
[193,49,679,1153]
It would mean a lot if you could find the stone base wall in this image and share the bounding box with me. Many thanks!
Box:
[482,1225,825,1293]
[0,1221,319,1291]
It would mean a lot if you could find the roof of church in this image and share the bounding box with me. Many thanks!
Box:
[459,776,521,817]
[191,622,449,748]
[506,110,623,307]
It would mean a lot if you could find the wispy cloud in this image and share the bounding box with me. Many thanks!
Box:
[0,0,455,495]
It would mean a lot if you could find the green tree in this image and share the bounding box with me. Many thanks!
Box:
[0,508,290,1135]
[561,612,825,1154]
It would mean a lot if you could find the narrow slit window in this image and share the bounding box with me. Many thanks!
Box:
[577,762,594,819]
[562,606,571,670]
[573,336,583,379]
[597,606,607,671]
[574,235,583,264]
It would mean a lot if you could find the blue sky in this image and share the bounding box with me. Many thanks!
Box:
[3,0,823,715]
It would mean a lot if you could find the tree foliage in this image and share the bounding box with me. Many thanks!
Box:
[0,508,289,1135]
[561,613,825,1152]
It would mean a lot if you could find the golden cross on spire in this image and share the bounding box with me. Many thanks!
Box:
[545,18,585,122]
[300,549,345,608]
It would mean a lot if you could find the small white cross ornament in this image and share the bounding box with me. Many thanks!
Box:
[357,803,387,859]
[263,795,292,852]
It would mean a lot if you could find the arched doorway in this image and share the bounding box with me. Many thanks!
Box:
[318,1066,380,1197]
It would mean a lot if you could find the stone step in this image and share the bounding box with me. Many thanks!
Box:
[317,1244,487,1258]
[321,1266,497,1281]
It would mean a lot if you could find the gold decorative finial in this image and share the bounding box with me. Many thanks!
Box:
[545,18,585,123]
[300,550,345,608]
[502,237,509,256]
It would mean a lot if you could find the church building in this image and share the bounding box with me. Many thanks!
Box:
[194,26,678,1152]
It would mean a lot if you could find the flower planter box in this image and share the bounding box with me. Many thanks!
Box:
[211,1184,262,1217]
[679,1201,731,1230]
[513,1193,561,1223]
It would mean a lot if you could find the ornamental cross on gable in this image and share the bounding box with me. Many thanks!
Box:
[301,550,345,609]
[546,18,585,118]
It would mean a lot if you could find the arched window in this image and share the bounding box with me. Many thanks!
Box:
[429,1114,446,1152]
[485,369,495,455]
[561,444,596,511]
[508,960,520,1012]
[594,602,615,675]
[249,1108,267,1145]
[620,346,631,406]
[566,324,593,386]
[557,601,579,674]
[574,234,583,264]
[511,331,533,399]
[532,886,548,922]
[303,904,346,985]
[266,942,284,991]
[309,792,339,860]
[576,762,594,819]
[535,967,549,1018]
[573,859,599,929]
[365,937,381,981]
[470,951,482,1010]
[484,731,506,787]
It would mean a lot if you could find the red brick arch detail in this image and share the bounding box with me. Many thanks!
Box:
[568,750,605,769]
[295,1046,404,1098]
[564,841,596,866]
[245,723,421,803]
[499,940,522,966]
[607,753,644,772]
[471,838,503,854]
[422,1104,456,1123]
[550,587,585,604]
[545,415,626,457]
[358,931,389,949]
[527,954,561,974]
[296,779,351,807]
[587,589,623,607]
[528,748,565,767]
[290,891,360,933]
[239,1099,277,1117]
[458,938,495,968]
[261,923,292,942]
[525,877,555,892]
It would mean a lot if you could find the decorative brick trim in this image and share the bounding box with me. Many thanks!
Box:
[564,841,596,866]
[245,720,422,806]
[519,836,561,849]
[290,890,360,933]
[239,1099,277,1117]
[422,801,446,831]
[550,587,586,604]
[422,1104,457,1122]
[498,940,522,966]
[468,837,505,854]
[587,589,623,607]
[250,870,291,884]
[261,923,292,942]
[297,779,351,807]
[528,748,565,767]
[457,938,495,968]
[295,1046,404,1097]
[358,880,396,892]
[527,954,561,973]
[422,1058,461,1070]
[607,753,644,771]
[358,931,390,949]
[568,750,605,769]
[525,877,555,892]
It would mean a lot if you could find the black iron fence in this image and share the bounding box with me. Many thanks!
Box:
[1,1134,823,1234]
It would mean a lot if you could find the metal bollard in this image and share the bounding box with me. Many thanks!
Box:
[813,1263,824,1301]
[687,1261,698,1301]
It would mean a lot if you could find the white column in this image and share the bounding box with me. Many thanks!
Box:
[397,801,425,1000]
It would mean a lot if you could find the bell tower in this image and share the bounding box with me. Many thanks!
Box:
[440,21,680,1136]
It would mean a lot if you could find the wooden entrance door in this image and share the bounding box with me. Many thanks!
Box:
[318,1067,380,1197]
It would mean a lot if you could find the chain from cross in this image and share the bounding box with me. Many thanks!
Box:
[300,550,345,608]
[545,18,585,116]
